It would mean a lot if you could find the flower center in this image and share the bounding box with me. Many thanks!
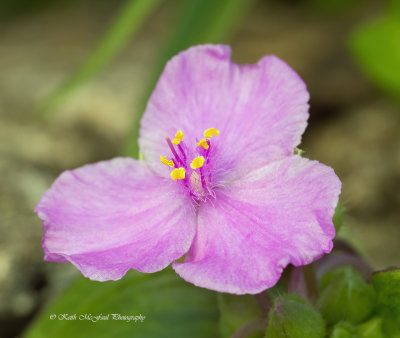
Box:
[160,128,220,201]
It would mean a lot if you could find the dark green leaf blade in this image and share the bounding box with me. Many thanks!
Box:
[24,269,219,338]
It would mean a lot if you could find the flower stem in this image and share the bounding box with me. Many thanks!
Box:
[303,263,318,300]
[232,318,268,338]
[253,290,272,317]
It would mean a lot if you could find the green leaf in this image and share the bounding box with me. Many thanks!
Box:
[350,4,400,99]
[331,317,392,338]
[218,293,264,338]
[372,269,400,314]
[265,294,326,338]
[317,267,376,325]
[358,317,384,338]
[38,0,162,116]
[371,269,400,336]
[24,269,219,338]
[330,321,358,338]
[122,0,256,157]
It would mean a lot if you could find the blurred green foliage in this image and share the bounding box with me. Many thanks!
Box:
[330,317,385,337]
[358,317,385,338]
[37,0,162,117]
[305,0,363,13]
[0,0,60,18]
[350,0,400,100]
[330,321,358,338]
[0,0,114,20]
[24,268,219,338]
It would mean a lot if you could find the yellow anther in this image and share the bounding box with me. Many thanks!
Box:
[160,156,174,167]
[190,156,205,169]
[172,130,184,145]
[197,139,209,150]
[171,167,186,180]
[204,128,220,139]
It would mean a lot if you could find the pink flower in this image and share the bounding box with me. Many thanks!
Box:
[35,45,341,294]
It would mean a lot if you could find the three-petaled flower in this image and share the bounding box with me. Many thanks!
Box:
[35,45,341,294]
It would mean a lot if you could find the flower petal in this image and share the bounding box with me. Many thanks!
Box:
[139,44,309,179]
[35,158,196,281]
[173,156,341,294]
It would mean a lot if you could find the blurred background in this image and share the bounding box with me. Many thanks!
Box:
[0,0,399,336]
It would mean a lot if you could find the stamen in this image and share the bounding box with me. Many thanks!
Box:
[197,139,209,150]
[171,168,185,180]
[177,144,187,162]
[166,137,184,166]
[204,128,219,139]
[161,129,221,199]
[172,130,184,145]
[190,156,205,169]
[160,156,174,167]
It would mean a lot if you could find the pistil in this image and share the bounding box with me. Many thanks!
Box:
[199,167,210,195]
